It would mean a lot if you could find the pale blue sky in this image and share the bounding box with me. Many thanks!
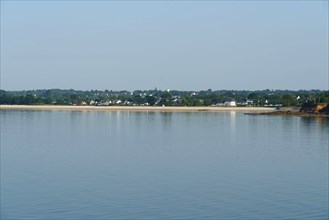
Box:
[1,1,328,91]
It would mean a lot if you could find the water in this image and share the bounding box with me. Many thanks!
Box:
[1,110,328,219]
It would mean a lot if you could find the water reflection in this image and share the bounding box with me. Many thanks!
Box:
[1,111,328,219]
[315,117,329,127]
[230,111,236,129]
[229,111,237,144]
[160,112,173,131]
[299,117,329,135]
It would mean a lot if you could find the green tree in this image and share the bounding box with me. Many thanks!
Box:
[70,94,81,105]
[159,92,173,106]
[281,94,297,107]
[145,95,157,106]
[181,97,193,106]
[319,91,329,103]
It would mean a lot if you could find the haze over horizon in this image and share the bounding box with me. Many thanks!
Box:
[2,87,328,92]
[1,1,328,91]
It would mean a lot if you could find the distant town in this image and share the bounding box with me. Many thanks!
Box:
[1,89,328,108]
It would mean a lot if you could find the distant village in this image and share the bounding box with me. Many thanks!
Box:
[1,89,328,110]
[80,97,251,107]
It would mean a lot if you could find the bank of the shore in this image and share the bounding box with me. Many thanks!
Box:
[245,110,329,118]
[0,105,275,112]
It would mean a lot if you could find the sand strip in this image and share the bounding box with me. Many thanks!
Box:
[0,105,275,112]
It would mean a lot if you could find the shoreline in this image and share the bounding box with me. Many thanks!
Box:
[245,110,329,118]
[0,105,275,112]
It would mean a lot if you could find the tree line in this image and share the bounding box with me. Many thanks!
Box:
[0,89,328,107]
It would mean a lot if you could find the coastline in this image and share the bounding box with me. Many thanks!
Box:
[245,110,329,118]
[0,105,275,112]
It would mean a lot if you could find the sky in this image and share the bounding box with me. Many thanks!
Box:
[1,1,328,91]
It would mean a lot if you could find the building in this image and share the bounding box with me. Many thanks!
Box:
[224,101,237,107]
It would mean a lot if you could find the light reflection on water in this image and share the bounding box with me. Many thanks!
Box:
[1,110,328,219]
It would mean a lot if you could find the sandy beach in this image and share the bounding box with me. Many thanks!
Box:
[0,105,275,112]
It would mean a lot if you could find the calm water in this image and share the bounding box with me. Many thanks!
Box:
[1,110,328,219]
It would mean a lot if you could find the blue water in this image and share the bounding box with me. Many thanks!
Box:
[1,110,328,219]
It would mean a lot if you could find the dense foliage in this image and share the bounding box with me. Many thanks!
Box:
[0,89,328,107]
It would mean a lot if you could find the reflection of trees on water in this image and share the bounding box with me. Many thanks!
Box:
[300,116,329,129]
[315,117,329,127]
[160,112,173,131]
[297,116,329,156]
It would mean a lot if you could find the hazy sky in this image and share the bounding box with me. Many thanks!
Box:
[1,1,328,91]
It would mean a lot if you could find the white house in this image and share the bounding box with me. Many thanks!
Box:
[224,101,237,107]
